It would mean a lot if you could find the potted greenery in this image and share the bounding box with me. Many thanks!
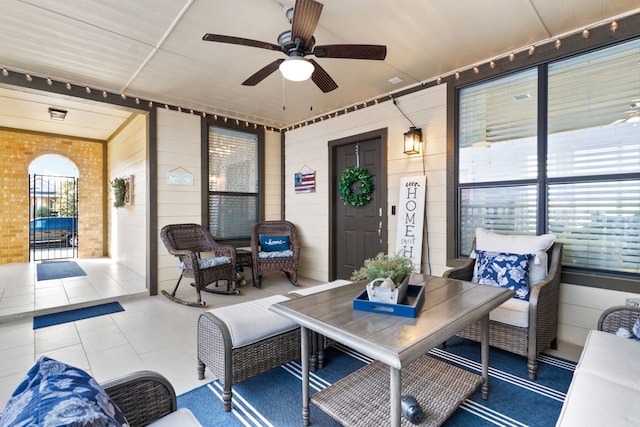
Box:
[351,253,414,303]
[110,177,127,208]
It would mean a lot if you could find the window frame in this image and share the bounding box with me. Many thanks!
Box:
[202,118,265,247]
[446,21,640,293]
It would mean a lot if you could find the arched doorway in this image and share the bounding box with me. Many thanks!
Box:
[29,155,79,261]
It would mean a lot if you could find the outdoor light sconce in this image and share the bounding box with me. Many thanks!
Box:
[403,126,422,155]
[48,107,67,121]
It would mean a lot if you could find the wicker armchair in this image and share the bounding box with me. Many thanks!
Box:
[160,223,238,307]
[598,305,640,333]
[251,220,300,287]
[102,370,200,426]
[444,240,563,380]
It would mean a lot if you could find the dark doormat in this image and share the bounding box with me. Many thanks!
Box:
[36,260,87,281]
[33,302,124,329]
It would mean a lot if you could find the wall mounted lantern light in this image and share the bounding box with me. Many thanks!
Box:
[392,96,423,155]
[403,126,422,155]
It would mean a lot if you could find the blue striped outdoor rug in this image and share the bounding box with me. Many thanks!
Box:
[178,336,575,426]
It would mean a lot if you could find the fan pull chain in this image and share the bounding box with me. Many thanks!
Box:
[355,143,360,167]
[282,77,286,110]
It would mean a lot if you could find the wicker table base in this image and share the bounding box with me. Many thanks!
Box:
[311,355,482,427]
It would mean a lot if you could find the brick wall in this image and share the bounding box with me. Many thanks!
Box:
[0,129,105,264]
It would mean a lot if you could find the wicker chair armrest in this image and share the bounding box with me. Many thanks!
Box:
[211,243,236,265]
[527,242,563,308]
[443,239,477,281]
[101,370,176,427]
[598,305,640,334]
[442,257,475,281]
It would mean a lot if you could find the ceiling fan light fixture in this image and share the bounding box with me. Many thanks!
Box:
[279,57,314,82]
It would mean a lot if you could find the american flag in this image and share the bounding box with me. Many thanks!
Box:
[294,171,315,193]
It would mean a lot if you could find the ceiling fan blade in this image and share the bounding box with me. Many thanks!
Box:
[313,44,387,60]
[203,34,282,52]
[291,0,323,46]
[309,59,338,93]
[242,59,285,86]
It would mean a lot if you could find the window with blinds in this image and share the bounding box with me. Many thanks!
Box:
[457,37,640,277]
[208,126,258,240]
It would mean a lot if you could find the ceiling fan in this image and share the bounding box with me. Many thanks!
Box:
[202,0,387,93]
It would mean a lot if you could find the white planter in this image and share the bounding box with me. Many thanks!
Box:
[365,275,409,304]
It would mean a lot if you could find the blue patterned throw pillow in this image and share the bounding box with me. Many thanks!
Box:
[633,316,640,340]
[0,356,129,427]
[473,250,533,300]
[260,235,290,252]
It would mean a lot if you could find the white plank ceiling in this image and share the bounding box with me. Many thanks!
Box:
[0,0,639,139]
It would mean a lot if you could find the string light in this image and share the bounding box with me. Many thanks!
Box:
[5,11,627,135]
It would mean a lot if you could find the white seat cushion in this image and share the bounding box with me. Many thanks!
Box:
[289,279,352,296]
[206,295,298,348]
[489,298,530,327]
[555,371,640,427]
[574,330,640,391]
[148,408,202,426]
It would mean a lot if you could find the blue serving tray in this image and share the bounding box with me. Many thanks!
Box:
[352,284,425,318]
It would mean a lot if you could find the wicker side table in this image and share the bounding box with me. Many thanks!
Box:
[236,248,254,286]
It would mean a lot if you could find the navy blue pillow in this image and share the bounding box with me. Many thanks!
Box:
[260,235,290,252]
[0,356,128,427]
[473,250,533,300]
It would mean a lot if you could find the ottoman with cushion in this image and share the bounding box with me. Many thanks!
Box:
[197,294,301,411]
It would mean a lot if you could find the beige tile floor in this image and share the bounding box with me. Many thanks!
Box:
[0,259,323,412]
[0,260,581,415]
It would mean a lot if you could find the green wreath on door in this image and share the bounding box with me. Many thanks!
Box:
[339,167,374,207]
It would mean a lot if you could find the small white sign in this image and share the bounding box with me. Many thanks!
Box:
[395,176,426,272]
[167,172,194,186]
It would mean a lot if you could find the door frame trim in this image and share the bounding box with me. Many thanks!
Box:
[328,128,388,280]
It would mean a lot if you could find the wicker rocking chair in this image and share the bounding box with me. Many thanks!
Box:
[251,220,300,287]
[160,223,238,307]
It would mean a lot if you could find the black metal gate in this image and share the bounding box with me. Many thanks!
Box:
[29,174,78,261]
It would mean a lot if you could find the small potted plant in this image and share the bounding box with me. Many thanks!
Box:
[351,253,414,303]
[110,177,127,208]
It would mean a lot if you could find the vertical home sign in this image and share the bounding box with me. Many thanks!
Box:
[395,176,426,272]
